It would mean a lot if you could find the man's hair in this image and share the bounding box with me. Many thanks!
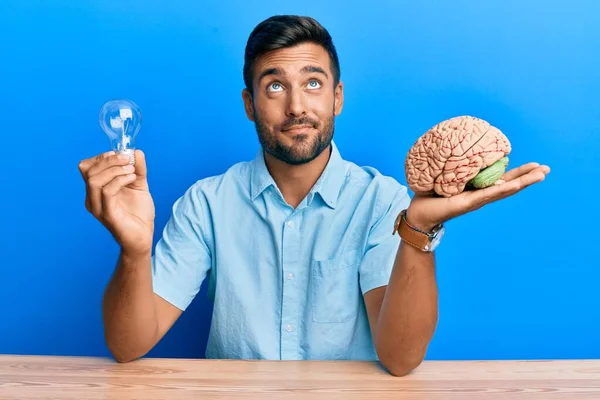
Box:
[243,15,341,96]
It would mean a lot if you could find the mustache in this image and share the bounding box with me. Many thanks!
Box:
[279,117,319,131]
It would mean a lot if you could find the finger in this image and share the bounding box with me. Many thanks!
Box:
[80,151,115,212]
[87,164,136,216]
[87,153,134,179]
[467,166,550,209]
[101,174,138,220]
[502,162,541,182]
[500,166,550,196]
[78,151,115,178]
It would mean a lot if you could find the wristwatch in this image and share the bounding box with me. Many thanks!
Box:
[393,209,445,252]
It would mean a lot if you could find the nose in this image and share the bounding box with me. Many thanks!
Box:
[285,88,307,118]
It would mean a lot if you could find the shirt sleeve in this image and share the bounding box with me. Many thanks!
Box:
[151,183,212,311]
[359,180,411,295]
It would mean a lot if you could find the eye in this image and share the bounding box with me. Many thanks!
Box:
[267,82,284,92]
[307,79,321,89]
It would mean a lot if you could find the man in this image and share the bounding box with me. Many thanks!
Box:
[78,15,550,376]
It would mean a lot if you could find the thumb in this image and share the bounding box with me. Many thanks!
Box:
[129,149,149,191]
[133,149,147,178]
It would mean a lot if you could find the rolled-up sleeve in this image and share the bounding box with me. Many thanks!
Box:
[151,183,212,311]
[359,182,411,295]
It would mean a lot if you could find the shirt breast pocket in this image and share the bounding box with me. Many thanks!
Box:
[311,249,361,323]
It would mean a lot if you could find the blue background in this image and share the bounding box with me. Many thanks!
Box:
[1,0,598,360]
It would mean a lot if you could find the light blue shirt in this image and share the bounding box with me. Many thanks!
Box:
[151,141,411,360]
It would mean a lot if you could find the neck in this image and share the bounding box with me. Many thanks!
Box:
[264,145,332,209]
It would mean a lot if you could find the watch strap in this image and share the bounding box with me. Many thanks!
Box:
[393,209,434,251]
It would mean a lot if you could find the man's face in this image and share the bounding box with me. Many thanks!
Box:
[243,42,344,165]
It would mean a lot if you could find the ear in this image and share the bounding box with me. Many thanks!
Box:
[334,81,344,116]
[242,88,255,121]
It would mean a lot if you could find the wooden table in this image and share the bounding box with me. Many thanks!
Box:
[1,355,599,399]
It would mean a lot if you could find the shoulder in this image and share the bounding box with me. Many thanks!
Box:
[180,160,252,200]
[349,161,406,191]
[166,160,251,232]
[343,160,411,220]
[344,160,409,199]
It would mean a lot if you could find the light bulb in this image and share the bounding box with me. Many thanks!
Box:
[99,99,142,164]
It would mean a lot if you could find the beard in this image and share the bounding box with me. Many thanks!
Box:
[253,111,335,165]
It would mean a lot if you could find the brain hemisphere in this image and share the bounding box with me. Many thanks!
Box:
[405,116,512,197]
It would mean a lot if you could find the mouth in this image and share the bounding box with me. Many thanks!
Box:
[281,125,314,134]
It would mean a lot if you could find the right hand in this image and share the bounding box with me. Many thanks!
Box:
[79,150,155,256]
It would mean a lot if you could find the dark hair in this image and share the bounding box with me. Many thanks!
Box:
[243,15,341,96]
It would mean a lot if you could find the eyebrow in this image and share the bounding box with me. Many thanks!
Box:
[300,65,328,78]
[257,65,329,83]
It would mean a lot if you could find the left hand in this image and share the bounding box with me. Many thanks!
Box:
[406,162,551,231]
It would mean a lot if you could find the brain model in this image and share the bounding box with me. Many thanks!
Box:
[405,116,512,197]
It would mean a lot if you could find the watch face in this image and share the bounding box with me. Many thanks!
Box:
[429,226,445,251]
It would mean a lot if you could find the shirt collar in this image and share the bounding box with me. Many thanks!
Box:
[250,146,276,200]
[249,141,346,209]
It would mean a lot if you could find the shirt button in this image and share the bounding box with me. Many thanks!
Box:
[286,220,295,229]
[286,324,293,332]
[287,273,294,280]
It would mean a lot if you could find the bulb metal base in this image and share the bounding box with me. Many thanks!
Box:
[118,148,135,165]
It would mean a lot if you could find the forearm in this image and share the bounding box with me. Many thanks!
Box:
[102,249,158,362]
[375,241,439,375]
